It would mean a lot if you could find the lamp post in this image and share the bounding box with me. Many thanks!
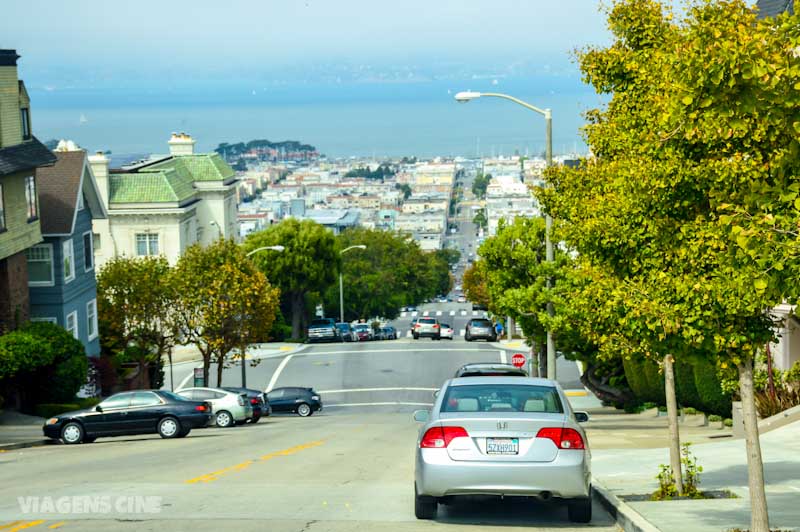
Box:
[239,244,285,387]
[454,91,556,380]
[339,245,367,323]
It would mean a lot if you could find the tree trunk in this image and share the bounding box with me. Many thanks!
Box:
[290,292,304,340]
[216,352,225,387]
[529,342,540,377]
[738,357,770,532]
[201,347,212,387]
[663,354,683,495]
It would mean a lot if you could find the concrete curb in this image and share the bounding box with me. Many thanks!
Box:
[592,478,661,532]
[0,439,52,452]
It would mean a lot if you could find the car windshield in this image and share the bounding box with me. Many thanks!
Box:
[354,324,370,331]
[471,319,492,327]
[158,390,187,402]
[310,319,333,327]
[440,384,563,413]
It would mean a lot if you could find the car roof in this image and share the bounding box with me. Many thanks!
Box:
[448,376,558,387]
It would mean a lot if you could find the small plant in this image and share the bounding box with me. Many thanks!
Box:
[708,414,722,422]
[643,401,657,409]
[657,405,668,413]
[652,443,703,500]
[624,403,646,414]
[683,407,698,415]
[723,418,733,427]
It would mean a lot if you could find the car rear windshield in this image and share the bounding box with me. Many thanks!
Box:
[354,324,370,331]
[419,318,437,324]
[310,319,334,327]
[440,384,563,413]
[471,319,492,327]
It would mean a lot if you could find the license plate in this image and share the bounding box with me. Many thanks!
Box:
[486,438,519,455]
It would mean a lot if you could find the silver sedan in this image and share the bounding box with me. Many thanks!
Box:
[413,376,592,522]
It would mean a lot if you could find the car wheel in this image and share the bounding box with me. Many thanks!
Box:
[250,415,261,424]
[216,410,234,428]
[61,421,84,444]
[465,334,471,342]
[158,416,181,439]
[414,485,437,520]
[297,403,312,417]
[567,497,592,523]
[413,334,419,340]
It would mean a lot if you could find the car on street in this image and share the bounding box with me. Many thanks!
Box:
[454,363,528,378]
[307,318,340,343]
[221,387,271,422]
[412,377,592,522]
[353,323,373,341]
[336,322,358,342]
[439,323,454,340]
[413,317,441,340]
[43,390,212,444]
[457,296,466,303]
[176,387,252,428]
[266,387,322,417]
[465,318,497,342]
[380,326,399,340]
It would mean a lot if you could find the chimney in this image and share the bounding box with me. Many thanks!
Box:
[168,132,195,156]
[88,151,110,208]
[0,50,21,148]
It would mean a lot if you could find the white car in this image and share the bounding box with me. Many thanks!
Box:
[457,296,466,303]
[176,387,252,428]
[440,323,454,340]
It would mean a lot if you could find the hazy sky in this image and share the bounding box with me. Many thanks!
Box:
[2,0,615,87]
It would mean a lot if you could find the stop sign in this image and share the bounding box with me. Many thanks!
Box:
[511,353,526,368]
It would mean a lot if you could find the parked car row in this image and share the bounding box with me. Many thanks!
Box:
[412,362,593,524]
[411,317,497,342]
[43,386,323,445]
[310,319,400,343]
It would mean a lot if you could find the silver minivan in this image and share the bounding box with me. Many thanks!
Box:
[176,387,252,428]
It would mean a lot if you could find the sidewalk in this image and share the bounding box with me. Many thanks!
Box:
[0,410,50,450]
[587,405,800,531]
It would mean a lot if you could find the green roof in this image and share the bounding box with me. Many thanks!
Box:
[150,154,235,182]
[109,167,196,204]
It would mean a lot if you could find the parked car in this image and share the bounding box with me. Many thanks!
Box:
[412,377,591,522]
[307,318,340,343]
[353,323,373,341]
[457,296,466,304]
[471,302,488,311]
[454,363,528,378]
[176,387,252,428]
[43,390,212,444]
[439,323,454,340]
[413,317,441,340]
[381,326,399,340]
[336,322,358,342]
[221,387,270,422]
[266,387,322,417]
[465,318,497,342]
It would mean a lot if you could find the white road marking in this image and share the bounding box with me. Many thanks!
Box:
[436,310,442,316]
[449,310,456,316]
[325,402,434,408]
[266,354,294,392]
[318,387,438,394]
[401,311,407,317]
[406,330,413,338]
[472,311,478,316]
[177,370,196,391]
[461,310,467,316]
[299,348,490,356]
[423,310,430,316]
[460,329,466,336]
[412,311,418,317]
[499,350,507,364]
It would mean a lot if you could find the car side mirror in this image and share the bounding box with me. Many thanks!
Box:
[574,411,589,423]
[433,390,440,398]
[413,410,430,423]
[95,405,103,412]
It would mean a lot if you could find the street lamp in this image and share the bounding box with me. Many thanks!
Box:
[238,244,285,387]
[209,220,223,239]
[339,245,367,323]
[454,90,557,381]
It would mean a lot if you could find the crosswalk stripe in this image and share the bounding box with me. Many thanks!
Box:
[406,330,413,338]
[400,311,407,317]
[411,311,418,317]
[472,310,478,316]
[436,310,442,316]
[461,310,467,316]
[449,310,455,316]
[423,310,429,316]
[460,329,466,336]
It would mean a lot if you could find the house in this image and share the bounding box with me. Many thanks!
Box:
[0,49,57,332]
[28,145,107,356]
[756,0,794,17]
[90,133,239,267]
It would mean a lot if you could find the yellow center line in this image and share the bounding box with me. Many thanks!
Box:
[7,521,45,532]
[47,523,65,529]
[185,440,325,484]
[0,522,23,531]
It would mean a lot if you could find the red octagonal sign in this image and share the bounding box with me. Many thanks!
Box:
[511,353,526,368]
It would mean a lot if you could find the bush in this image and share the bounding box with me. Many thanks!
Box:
[692,359,732,418]
[77,397,102,409]
[33,403,80,418]
[623,357,664,404]
[21,322,88,404]
[785,360,800,384]
[683,407,699,415]
[675,358,703,411]
[723,418,733,427]
[708,414,722,422]
[643,401,658,410]
[754,387,800,418]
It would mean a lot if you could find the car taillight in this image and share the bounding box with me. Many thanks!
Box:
[432,324,439,329]
[195,405,206,412]
[414,324,420,329]
[536,427,585,450]
[250,398,259,405]
[420,426,469,448]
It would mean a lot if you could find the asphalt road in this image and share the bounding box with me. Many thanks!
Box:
[1,339,614,531]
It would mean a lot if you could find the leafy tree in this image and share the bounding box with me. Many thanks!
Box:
[244,219,337,339]
[435,248,461,268]
[463,261,490,308]
[472,173,491,198]
[540,1,800,526]
[97,256,178,389]
[174,239,280,386]
[472,209,487,230]
[395,183,412,200]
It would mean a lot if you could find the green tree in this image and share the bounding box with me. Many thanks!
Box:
[472,173,491,198]
[472,209,487,230]
[395,183,412,200]
[463,261,490,308]
[174,239,280,386]
[97,256,179,389]
[244,219,337,339]
[540,1,800,526]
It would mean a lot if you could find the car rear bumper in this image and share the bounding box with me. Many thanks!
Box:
[182,413,213,428]
[308,331,338,342]
[415,448,590,499]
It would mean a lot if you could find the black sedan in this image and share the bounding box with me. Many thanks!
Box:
[221,386,271,423]
[266,387,322,417]
[43,390,212,444]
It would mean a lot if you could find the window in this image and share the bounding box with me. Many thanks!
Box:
[24,176,37,221]
[20,108,31,140]
[135,233,159,256]
[26,244,54,286]
[63,240,75,283]
[83,232,94,271]
[131,392,161,407]
[86,299,98,340]
[93,233,101,251]
[99,393,132,410]
[440,384,564,414]
[65,311,78,339]
[0,183,5,232]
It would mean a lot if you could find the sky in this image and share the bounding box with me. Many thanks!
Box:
[1,0,615,89]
